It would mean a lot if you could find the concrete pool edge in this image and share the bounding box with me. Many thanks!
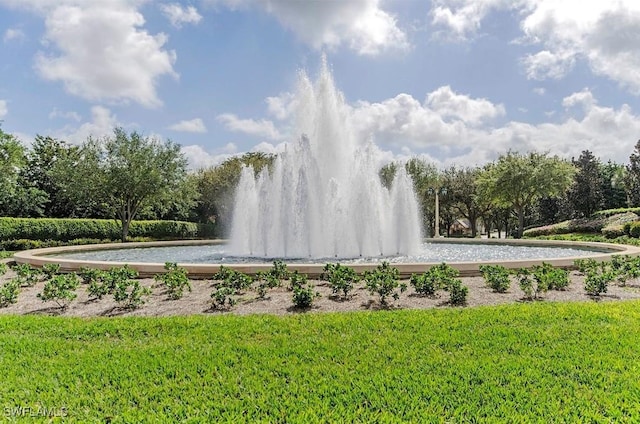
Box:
[12,238,640,278]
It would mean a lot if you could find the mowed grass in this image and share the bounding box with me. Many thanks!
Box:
[2,302,640,422]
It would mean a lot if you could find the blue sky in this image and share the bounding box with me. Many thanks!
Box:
[1,0,639,169]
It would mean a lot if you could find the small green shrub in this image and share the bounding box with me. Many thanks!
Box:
[37,273,79,309]
[292,283,320,309]
[0,263,8,276]
[42,263,61,279]
[574,258,600,274]
[479,264,511,293]
[270,260,291,280]
[517,268,549,300]
[288,271,308,292]
[363,262,406,305]
[12,263,42,287]
[532,262,569,291]
[155,262,191,300]
[254,272,280,299]
[446,278,469,306]
[410,263,458,296]
[213,266,253,293]
[210,286,237,310]
[78,267,105,286]
[113,279,151,309]
[0,279,20,307]
[323,263,359,299]
[584,270,613,297]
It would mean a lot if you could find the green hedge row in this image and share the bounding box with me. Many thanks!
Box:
[593,207,640,218]
[0,218,211,243]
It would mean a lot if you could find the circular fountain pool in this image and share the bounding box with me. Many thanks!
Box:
[13,238,640,278]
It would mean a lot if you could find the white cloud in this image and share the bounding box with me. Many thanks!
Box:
[48,107,81,122]
[160,3,202,28]
[3,0,177,107]
[425,85,505,125]
[206,0,408,55]
[430,0,525,40]
[217,113,282,140]
[266,92,296,120]
[3,28,25,43]
[168,118,207,133]
[57,105,119,144]
[181,143,237,170]
[348,88,640,167]
[533,87,546,96]
[0,100,7,118]
[431,0,640,94]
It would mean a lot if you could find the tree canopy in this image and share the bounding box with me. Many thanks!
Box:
[477,151,576,238]
[53,128,192,241]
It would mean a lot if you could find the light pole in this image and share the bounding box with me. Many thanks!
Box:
[434,189,440,238]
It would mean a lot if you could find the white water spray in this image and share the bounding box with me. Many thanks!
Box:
[229,60,422,259]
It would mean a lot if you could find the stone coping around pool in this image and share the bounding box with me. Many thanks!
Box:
[12,238,640,278]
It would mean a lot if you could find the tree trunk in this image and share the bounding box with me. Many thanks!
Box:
[516,206,525,238]
[121,218,130,243]
[470,213,477,238]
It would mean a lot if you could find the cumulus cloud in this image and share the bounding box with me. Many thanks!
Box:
[217,113,282,140]
[430,0,524,40]
[3,27,25,43]
[168,118,207,133]
[57,105,119,144]
[205,0,408,55]
[2,0,177,107]
[181,143,237,170]
[48,107,81,122]
[160,3,202,28]
[349,87,640,167]
[425,86,505,125]
[0,100,7,118]
[431,0,640,94]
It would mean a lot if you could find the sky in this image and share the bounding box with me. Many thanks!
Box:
[1,0,639,170]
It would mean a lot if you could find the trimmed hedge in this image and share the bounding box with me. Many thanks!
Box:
[0,218,201,244]
[593,207,640,218]
[524,212,640,239]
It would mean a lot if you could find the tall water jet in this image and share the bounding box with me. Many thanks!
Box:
[229,60,422,259]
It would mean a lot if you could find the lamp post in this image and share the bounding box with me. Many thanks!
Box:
[434,189,440,238]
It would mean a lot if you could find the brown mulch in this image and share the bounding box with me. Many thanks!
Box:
[2,268,640,317]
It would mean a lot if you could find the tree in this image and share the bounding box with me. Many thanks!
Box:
[21,135,79,218]
[625,140,640,207]
[54,128,191,241]
[0,128,47,217]
[567,150,603,218]
[444,166,491,237]
[601,161,628,210]
[477,151,576,238]
[193,152,274,235]
[404,158,442,237]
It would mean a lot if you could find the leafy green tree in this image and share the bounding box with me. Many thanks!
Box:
[53,127,191,241]
[21,135,79,218]
[193,152,274,235]
[477,151,576,238]
[567,150,603,218]
[0,128,47,217]
[601,161,628,210]
[625,140,640,207]
[404,158,442,236]
[444,166,491,237]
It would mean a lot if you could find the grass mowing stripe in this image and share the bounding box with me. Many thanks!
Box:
[0,301,639,422]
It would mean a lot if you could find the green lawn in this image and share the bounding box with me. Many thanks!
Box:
[2,301,640,422]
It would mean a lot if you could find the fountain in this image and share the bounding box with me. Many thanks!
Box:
[228,59,421,259]
[13,60,639,276]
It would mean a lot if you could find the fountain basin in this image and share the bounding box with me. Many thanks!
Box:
[12,238,640,278]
